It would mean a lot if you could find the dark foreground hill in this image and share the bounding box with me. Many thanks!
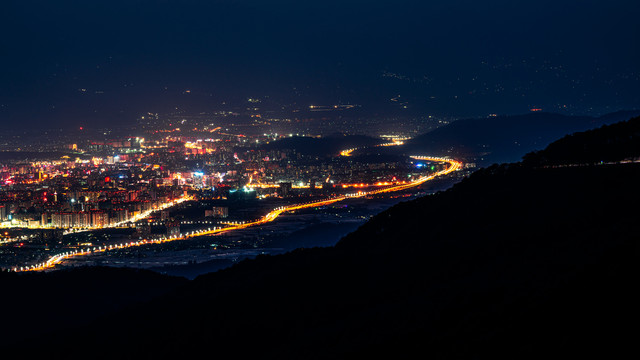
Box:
[8,116,638,358]
[0,267,186,346]
[69,165,639,359]
[402,110,640,165]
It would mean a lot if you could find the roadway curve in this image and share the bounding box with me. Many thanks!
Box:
[14,156,461,272]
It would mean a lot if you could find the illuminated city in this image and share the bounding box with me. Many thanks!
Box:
[0,117,463,272]
[1,1,639,358]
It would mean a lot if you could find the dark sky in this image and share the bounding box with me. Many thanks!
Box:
[1,0,639,128]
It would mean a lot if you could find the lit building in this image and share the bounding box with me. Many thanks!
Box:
[91,211,109,227]
[206,206,228,218]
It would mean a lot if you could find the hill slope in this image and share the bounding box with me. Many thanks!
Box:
[523,115,640,165]
[403,110,640,165]
[18,116,640,359]
[260,135,381,157]
[0,267,186,346]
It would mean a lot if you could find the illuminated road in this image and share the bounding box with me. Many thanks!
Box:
[12,156,461,272]
[0,195,193,231]
[63,195,194,234]
[340,136,408,157]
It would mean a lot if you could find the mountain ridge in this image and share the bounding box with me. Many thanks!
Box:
[401,110,640,165]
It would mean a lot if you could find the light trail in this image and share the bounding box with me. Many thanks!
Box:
[11,157,461,272]
[0,195,192,231]
[340,148,357,157]
[339,136,408,157]
[62,195,194,235]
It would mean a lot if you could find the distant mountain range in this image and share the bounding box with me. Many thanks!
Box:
[259,110,640,164]
[401,110,640,165]
[5,115,640,358]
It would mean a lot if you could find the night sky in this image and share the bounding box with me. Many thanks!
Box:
[1,0,639,128]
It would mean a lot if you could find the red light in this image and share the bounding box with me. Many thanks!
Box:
[105,176,111,183]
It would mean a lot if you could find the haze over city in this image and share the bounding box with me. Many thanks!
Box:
[2,0,639,128]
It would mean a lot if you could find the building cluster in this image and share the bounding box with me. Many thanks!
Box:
[0,115,441,230]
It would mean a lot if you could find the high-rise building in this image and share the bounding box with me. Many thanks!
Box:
[51,212,73,228]
[62,213,73,228]
[72,212,91,228]
[51,213,62,228]
[166,219,180,238]
[279,182,292,197]
[91,211,109,227]
[41,212,49,227]
[212,206,229,218]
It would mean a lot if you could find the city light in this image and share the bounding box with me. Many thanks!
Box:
[11,156,460,272]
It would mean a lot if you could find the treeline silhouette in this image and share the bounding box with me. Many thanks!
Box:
[523,115,640,166]
[403,110,640,165]
[6,115,640,358]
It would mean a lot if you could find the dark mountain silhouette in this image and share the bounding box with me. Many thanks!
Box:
[0,267,186,346]
[402,110,640,165]
[260,135,381,157]
[6,116,640,358]
[523,115,640,166]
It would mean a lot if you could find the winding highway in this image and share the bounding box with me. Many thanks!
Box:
[12,156,461,272]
